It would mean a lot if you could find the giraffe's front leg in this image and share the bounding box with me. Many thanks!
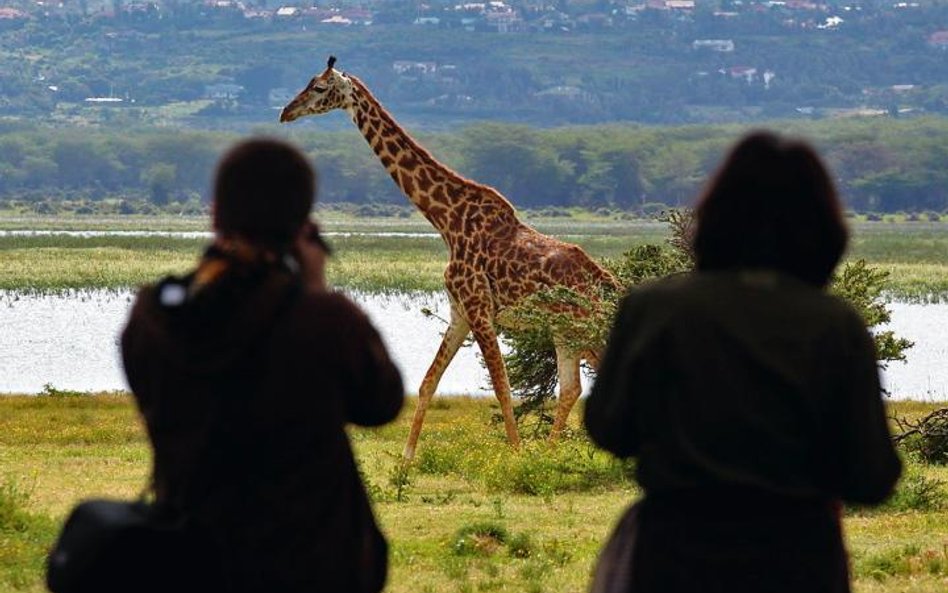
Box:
[403,304,470,460]
[467,314,521,449]
[550,342,582,441]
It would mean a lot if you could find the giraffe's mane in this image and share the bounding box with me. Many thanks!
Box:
[348,74,517,215]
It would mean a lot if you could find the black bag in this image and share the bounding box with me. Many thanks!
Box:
[589,502,641,593]
[46,278,301,593]
[46,498,222,593]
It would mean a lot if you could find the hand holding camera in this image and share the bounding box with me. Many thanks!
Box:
[294,221,331,293]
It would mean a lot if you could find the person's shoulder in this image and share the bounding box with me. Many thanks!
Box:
[622,272,696,306]
[817,290,869,331]
[124,282,162,329]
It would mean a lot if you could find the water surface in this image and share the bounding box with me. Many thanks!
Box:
[1,290,945,400]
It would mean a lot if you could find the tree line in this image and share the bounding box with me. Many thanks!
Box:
[0,117,946,213]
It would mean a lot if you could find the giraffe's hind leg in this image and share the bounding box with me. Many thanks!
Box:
[550,343,582,441]
[403,305,470,460]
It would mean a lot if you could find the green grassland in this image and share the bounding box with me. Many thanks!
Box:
[1,216,948,299]
[0,396,946,593]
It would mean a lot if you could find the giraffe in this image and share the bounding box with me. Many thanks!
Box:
[281,56,621,459]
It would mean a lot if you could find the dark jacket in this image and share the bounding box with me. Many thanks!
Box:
[586,269,900,503]
[585,269,901,593]
[122,261,404,593]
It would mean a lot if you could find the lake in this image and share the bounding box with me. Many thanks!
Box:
[1,290,946,400]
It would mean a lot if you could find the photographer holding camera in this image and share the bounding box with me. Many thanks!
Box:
[121,138,404,593]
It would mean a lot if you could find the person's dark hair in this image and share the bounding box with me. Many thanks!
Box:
[691,131,848,287]
[213,138,316,248]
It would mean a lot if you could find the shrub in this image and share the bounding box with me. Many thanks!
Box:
[507,532,535,559]
[0,477,56,589]
[892,408,948,464]
[477,439,631,496]
[38,383,85,398]
[855,544,948,581]
[452,522,509,556]
[858,457,947,513]
[637,201,668,218]
[0,479,31,533]
[884,470,945,512]
[417,441,465,475]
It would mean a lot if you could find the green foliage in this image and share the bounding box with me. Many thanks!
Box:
[506,532,533,559]
[880,463,946,513]
[0,479,31,533]
[831,259,914,367]
[0,477,56,590]
[388,459,414,503]
[413,418,634,495]
[38,383,86,398]
[478,439,630,496]
[855,544,948,581]
[0,119,947,212]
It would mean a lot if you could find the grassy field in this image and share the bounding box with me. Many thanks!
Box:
[2,215,948,299]
[0,395,946,593]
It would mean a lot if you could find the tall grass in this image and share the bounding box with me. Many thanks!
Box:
[3,221,948,299]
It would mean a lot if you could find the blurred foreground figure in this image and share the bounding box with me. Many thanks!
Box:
[586,131,901,593]
[122,138,403,592]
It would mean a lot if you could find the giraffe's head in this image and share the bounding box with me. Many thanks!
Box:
[279,56,355,123]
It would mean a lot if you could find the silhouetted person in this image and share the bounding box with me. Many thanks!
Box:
[586,131,901,593]
[122,138,404,592]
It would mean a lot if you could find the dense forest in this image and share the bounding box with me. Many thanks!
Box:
[1,118,945,213]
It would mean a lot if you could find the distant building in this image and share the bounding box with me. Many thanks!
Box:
[817,15,843,29]
[728,66,758,83]
[393,61,439,76]
[929,30,948,50]
[785,0,824,10]
[486,10,523,33]
[535,85,596,104]
[243,9,271,19]
[275,7,299,17]
[646,0,695,10]
[320,15,352,25]
[0,7,29,20]
[204,83,244,99]
[576,13,613,28]
[693,39,735,52]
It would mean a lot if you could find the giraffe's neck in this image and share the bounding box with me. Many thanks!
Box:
[345,76,515,236]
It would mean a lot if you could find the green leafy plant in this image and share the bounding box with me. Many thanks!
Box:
[388,459,413,503]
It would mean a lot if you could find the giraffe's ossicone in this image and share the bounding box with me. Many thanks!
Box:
[282,56,621,459]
